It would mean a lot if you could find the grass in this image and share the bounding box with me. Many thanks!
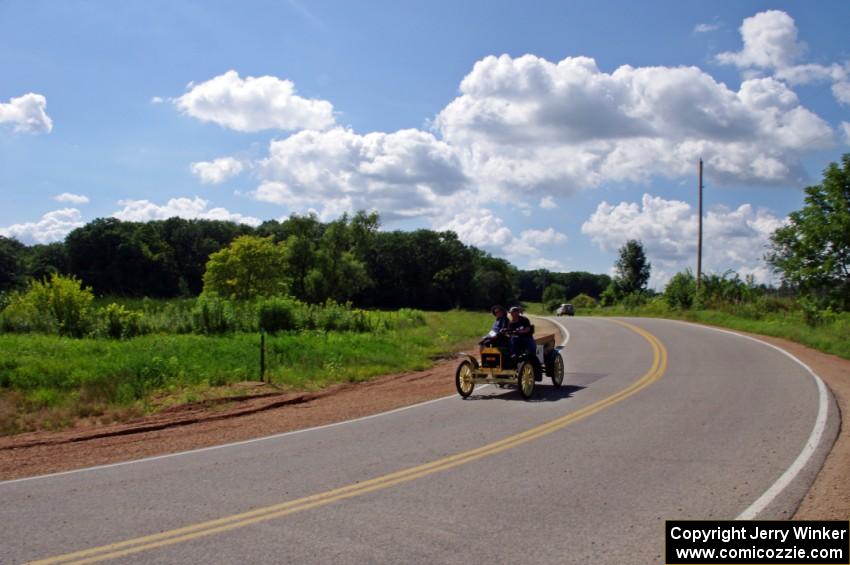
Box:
[0,310,489,435]
[577,302,850,361]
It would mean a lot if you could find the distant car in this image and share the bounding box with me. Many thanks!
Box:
[556,303,575,316]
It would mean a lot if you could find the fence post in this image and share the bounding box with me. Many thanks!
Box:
[260,329,266,383]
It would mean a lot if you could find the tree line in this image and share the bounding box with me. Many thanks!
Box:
[0,211,609,310]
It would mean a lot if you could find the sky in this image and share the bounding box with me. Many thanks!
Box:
[2,0,849,288]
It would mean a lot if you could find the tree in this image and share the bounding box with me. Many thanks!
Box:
[614,239,651,295]
[542,283,567,312]
[768,154,850,310]
[202,236,289,300]
[664,270,696,310]
[0,236,26,291]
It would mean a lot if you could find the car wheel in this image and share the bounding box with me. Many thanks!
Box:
[517,361,535,399]
[551,353,564,388]
[455,360,475,398]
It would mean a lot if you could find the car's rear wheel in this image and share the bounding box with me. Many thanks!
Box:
[517,361,535,399]
[551,352,564,388]
[455,360,475,398]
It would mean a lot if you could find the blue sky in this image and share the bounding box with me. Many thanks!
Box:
[2,1,849,287]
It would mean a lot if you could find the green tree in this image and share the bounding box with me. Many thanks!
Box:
[0,236,26,291]
[664,270,696,310]
[542,283,567,312]
[768,154,850,310]
[614,239,651,295]
[202,235,289,300]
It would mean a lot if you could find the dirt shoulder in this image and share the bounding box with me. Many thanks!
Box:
[1,318,846,521]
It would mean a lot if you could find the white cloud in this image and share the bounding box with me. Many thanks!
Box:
[581,193,783,286]
[435,209,566,269]
[718,11,850,106]
[774,63,847,86]
[253,127,469,220]
[0,208,83,244]
[435,54,833,192]
[175,70,335,132]
[0,93,53,134]
[112,197,261,226]
[694,23,720,33]
[832,82,850,105]
[151,96,165,104]
[539,196,557,209]
[716,10,805,70]
[436,209,513,249]
[190,157,245,184]
[528,257,566,271]
[518,228,567,246]
[53,192,89,205]
[841,122,850,145]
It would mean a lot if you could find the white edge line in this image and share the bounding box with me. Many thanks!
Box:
[665,319,832,520]
[533,315,571,347]
[1,318,572,487]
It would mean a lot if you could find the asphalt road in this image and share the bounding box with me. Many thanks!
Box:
[0,317,838,565]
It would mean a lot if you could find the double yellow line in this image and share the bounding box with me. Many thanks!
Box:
[30,320,667,565]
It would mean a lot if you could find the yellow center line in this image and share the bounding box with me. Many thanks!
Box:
[28,320,667,565]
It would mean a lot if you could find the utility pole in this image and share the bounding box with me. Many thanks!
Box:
[697,158,703,292]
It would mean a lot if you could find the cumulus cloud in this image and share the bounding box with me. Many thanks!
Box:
[718,10,850,107]
[0,93,53,134]
[0,208,83,244]
[253,127,469,220]
[716,10,805,70]
[434,54,832,193]
[581,193,783,286]
[518,228,567,246]
[112,197,261,226]
[190,157,245,184]
[175,70,335,132]
[833,82,850,105]
[53,193,89,205]
[435,209,566,269]
[539,196,557,209]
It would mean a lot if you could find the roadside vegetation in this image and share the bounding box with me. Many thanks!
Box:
[540,154,850,361]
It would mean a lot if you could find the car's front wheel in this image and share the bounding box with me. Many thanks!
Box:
[455,360,475,398]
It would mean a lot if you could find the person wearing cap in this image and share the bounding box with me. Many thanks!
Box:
[507,306,536,361]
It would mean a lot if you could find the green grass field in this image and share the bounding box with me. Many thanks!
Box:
[0,310,490,435]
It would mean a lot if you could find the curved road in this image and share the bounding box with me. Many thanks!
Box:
[0,317,839,564]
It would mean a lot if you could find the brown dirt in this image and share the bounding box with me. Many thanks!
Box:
[1,318,847,520]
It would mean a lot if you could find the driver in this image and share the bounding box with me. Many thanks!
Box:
[507,306,536,361]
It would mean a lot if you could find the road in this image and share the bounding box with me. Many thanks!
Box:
[0,317,838,564]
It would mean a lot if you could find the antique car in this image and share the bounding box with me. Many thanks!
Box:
[455,328,565,399]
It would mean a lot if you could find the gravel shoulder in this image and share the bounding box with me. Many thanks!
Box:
[1,318,846,521]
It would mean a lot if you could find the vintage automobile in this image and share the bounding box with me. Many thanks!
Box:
[455,328,565,399]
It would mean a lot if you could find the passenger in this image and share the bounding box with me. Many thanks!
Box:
[507,306,536,361]
[482,305,509,349]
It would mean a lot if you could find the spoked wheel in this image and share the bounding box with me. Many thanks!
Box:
[455,360,475,398]
[551,352,564,388]
[517,361,535,399]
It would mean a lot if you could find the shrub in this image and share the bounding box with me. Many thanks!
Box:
[664,270,696,310]
[192,294,238,334]
[258,296,302,333]
[570,293,597,309]
[0,274,95,337]
[99,303,145,339]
